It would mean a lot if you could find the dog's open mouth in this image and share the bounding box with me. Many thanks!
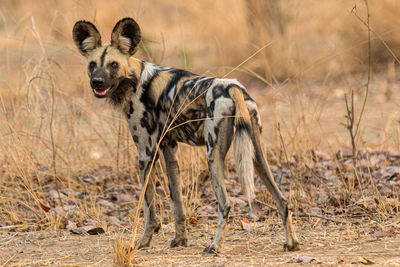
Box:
[93,87,111,97]
[93,83,117,98]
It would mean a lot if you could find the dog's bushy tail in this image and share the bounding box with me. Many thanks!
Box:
[229,87,255,205]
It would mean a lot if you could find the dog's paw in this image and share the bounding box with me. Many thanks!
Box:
[283,241,300,252]
[170,236,188,248]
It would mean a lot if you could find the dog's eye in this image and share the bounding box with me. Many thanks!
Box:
[89,61,96,70]
[111,62,119,69]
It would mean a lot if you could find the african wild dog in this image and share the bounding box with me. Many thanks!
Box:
[73,17,299,253]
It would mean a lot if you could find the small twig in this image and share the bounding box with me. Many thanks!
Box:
[223,42,273,78]
[343,1,372,166]
[352,3,400,65]
[298,212,346,224]
[344,91,356,164]
[255,199,346,224]
[352,0,371,141]
[143,254,203,260]
[255,199,276,211]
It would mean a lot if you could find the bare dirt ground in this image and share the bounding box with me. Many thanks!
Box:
[1,217,400,266]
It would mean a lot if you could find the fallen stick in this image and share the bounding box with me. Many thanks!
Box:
[254,199,347,224]
[297,212,346,224]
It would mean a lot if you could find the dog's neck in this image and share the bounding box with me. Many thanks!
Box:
[107,58,144,113]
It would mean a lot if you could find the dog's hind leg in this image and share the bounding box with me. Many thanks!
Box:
[249,110,300,251]
[203,117,234,254]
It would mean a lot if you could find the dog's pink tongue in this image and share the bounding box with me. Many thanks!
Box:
[95,88,109,95]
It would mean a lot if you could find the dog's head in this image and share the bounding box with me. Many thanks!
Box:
[73,18,141,98]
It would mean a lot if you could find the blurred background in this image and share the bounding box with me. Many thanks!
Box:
[1,0,400,170]
[0,0,400,220]
[1,0,399,79]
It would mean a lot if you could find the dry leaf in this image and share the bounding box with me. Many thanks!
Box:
[239,218,262,231]
[190,217,198,225]
[87,227,105,235]
[373,227,399,238]
[352,257,374,265]
[286,255,318,263]
[70,228,86,235]
[336,259,345,264]
[240,221,251,231]
[39,201,50,212]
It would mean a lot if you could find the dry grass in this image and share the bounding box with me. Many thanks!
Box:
[1,0,400,265]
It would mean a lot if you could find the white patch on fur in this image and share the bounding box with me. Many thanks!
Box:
[214,78,242,90]
[245,100,262,128]
[168,84,176,101]
[204,96,234,157]
[234,129,255,205]
[184,79,195,87]
[205,78,241,104]
[213,97,234,118]
[118,36,132,54]
[204,121,216,158]
[140,62,157,85]
[82,36,96,52]
[210,205,226,248]
[158,66,171,71]
[194,76,212,86]
[244,100,257,113]
[214,78,240,86]
[205,88,214,106]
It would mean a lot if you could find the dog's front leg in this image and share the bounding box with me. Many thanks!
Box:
[135,153,159,249]
[162,142,187,247]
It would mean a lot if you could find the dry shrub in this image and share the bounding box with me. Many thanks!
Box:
[113,235,136,267]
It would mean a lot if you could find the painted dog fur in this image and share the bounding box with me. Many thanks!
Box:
[73,17,299,253]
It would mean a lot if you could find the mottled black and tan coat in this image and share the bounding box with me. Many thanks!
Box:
[73,18,299,253]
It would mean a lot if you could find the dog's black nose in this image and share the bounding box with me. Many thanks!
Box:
[91,77,105,88]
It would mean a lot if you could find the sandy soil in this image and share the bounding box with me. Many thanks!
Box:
[1,217,399,266]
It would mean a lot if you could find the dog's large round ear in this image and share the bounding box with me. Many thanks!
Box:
[72,21,102,57]
[111,18,141,56]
